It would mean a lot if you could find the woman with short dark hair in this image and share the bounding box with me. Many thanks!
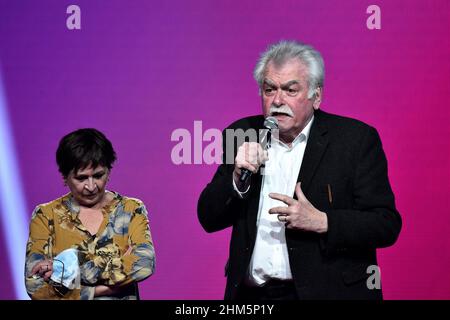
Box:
[25,128,155,300]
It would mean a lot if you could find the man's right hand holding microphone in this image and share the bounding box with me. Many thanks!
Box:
[233,142,269,192]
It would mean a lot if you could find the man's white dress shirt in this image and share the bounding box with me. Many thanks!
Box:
[233,116,314,286]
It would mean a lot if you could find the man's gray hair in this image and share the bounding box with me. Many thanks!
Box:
[253,40,325,99]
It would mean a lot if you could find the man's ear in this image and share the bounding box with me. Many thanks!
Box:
[313,87,322,110]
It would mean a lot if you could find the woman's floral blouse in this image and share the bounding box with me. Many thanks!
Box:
[25,191,155,300]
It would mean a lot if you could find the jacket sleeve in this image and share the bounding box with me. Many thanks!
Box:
[322,126,402,252]
[197,128,247,233]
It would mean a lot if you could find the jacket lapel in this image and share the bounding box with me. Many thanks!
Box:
[296,110,329,195]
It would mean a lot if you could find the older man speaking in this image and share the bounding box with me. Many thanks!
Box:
[198,40,401,300]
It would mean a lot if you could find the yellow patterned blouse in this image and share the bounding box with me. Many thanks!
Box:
[25,191,155,300]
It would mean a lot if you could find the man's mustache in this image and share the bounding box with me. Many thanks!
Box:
[269,105,294,117]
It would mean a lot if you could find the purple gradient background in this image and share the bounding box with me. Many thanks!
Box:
[0,0,449,299]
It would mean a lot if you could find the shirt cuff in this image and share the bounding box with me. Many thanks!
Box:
[232,176,250,198]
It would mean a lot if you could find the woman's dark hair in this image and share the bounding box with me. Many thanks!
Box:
[56,128,117,178]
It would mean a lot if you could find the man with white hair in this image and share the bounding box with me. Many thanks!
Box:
[198,40,401,300]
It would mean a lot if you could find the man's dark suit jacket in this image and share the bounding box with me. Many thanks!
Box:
[197,109,402,300]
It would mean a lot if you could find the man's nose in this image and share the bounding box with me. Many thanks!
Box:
[273,88,285,106]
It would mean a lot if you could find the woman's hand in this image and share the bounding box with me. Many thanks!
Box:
[30,259,53,281]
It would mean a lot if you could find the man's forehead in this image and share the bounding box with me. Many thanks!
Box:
[264,59,308,82]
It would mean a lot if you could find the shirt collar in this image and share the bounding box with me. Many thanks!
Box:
[273,115,315,148]
[299,115,314,142]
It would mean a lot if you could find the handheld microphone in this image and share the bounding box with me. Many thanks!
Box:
[239,116,279,184]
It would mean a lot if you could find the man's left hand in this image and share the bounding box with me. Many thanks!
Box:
[269,182,328,233]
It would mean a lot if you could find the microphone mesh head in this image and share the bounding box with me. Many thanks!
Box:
[264,116,279,130]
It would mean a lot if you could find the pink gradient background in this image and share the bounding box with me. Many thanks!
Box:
[0,0,449,299]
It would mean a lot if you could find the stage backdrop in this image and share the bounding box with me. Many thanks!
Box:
[0,0,449,299]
